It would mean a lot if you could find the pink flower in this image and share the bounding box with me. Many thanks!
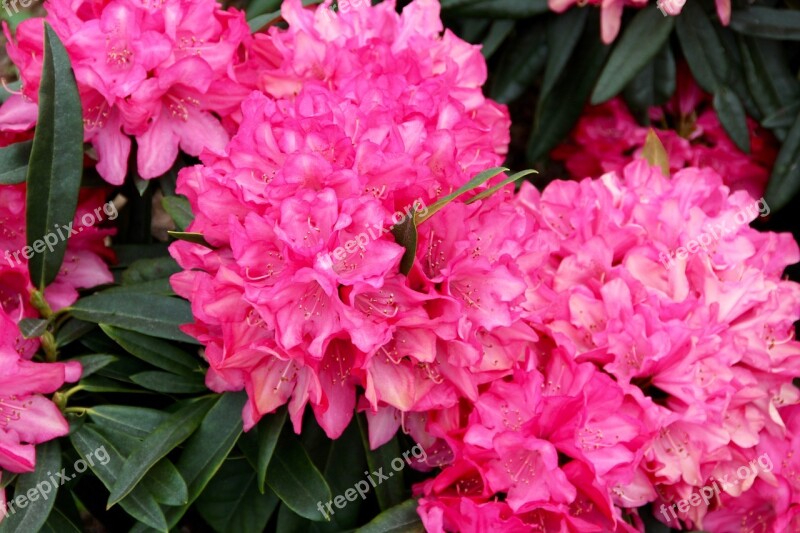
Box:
[0,309,80,520]
[0,0,251,184]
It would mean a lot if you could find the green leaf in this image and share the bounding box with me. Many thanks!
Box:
[390,211,417,276]
[55,319,95,347]
[417,167,508,224]
[87,406,168,439]
[489,24,547,104]
[131,371,207,394]
[355,499,423,533]
[70,426,168,531]
[25,24,84,289]
[103,278,175,296]
[69,292,197,343]
[675,2,728,92]
[480,19,514,59]
[107,397,216,507]
[17,318,48,338]
[79,376,149,394]
[248,10,281,33]
[39,506,82,533]
[713,86,751,153]
[542,8,588,100]
[0,141,32,184]
[69,354,117,378]
[142,459,189,506]
[257,408,287,493]
[762,102,800,129]
[322,419,367,529]
[448,0,548,18]
[100,324,199,375]
[121,256,181,284]
[642,129,670,176]
[466,169,537,204]
[0,441,61,533]
[528,15,609,162]
[197,459,278,533]
[161,196,194,232]
[266,431,332,521]
[167,231,215,249]
[591,8,675,104]
[130,392,248,531]
[357,416,405,511]
[622,42,675,123]
[765,113,800,212]
[730,7,800,40]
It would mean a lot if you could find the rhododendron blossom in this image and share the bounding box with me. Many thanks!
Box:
[552,67,777,198]
[0,0,251,184]
[413,160,800,531]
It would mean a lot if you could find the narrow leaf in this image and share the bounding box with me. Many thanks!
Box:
[591,9,675,104]
[100,324,199,375]
[26,24,84,289]
[161,196,194,232]
[489,25,547,103]
[266,431,332,521]
[69,292,197,343]
[390,211,417,276]
[130,371,207,394]
[730,7,800,40]
[257,408,287,493]
[675,2,728,92]
[641,129,670,177]
[765,113,800,212]
[542,8,588,100]
[167,231,215,249]
[107,397,216,507]
[0,441,61,533]
[416,167,508,224]
[713,87,751,153]
[466,169,537,204]
[355,499,423,533]
[17,318,48,338]
[0,141,32,184]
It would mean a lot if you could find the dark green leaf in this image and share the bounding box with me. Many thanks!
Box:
[322,419,367,529]
[25,24,84,289]
[675,2,728,92]
[88,406,168,439]
[55,319,95,347]
[542,8,588,100]
[142,459,189,506]
[79,376,147,394]
[480,20,514,59]
[489,24,547,103]
[39,506,81,533]
[390,211,417,276]
[161,196,194,232]
[248,11,281,33]
[69,354,117,378]
[592,8,675,104]
[357,416,405,511]
[0,141,32,184]
[266,431,332,521]
[245,0,281,18]
[103,278,175,296]
[100,324,199,375]
[107,397,216,507]
[131,371,207,394]
[765,113,800,211]
[121,256,181,284]
[167,231,215,249]
[713,86,751,152]
[762,102,800,129]
[17,318,48,338]
[0,441,61,533]
[69,292,197,343]
[730,7,800,40]
[355,499,423,533]
[197,459,278,533]
[528,15,609,162]
[449,0,548,18]
[70,426,168,531]
[257,408,287,493]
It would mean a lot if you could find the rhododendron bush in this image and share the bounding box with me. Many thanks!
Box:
[0,0,799,531]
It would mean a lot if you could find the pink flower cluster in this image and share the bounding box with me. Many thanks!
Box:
[170,0,511,439]
[0,0,252,184]
[547,0,730,44]
[414,161,800,531]
[0,183,113,517]
[552,66,777,199]
[164,1,800,531]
